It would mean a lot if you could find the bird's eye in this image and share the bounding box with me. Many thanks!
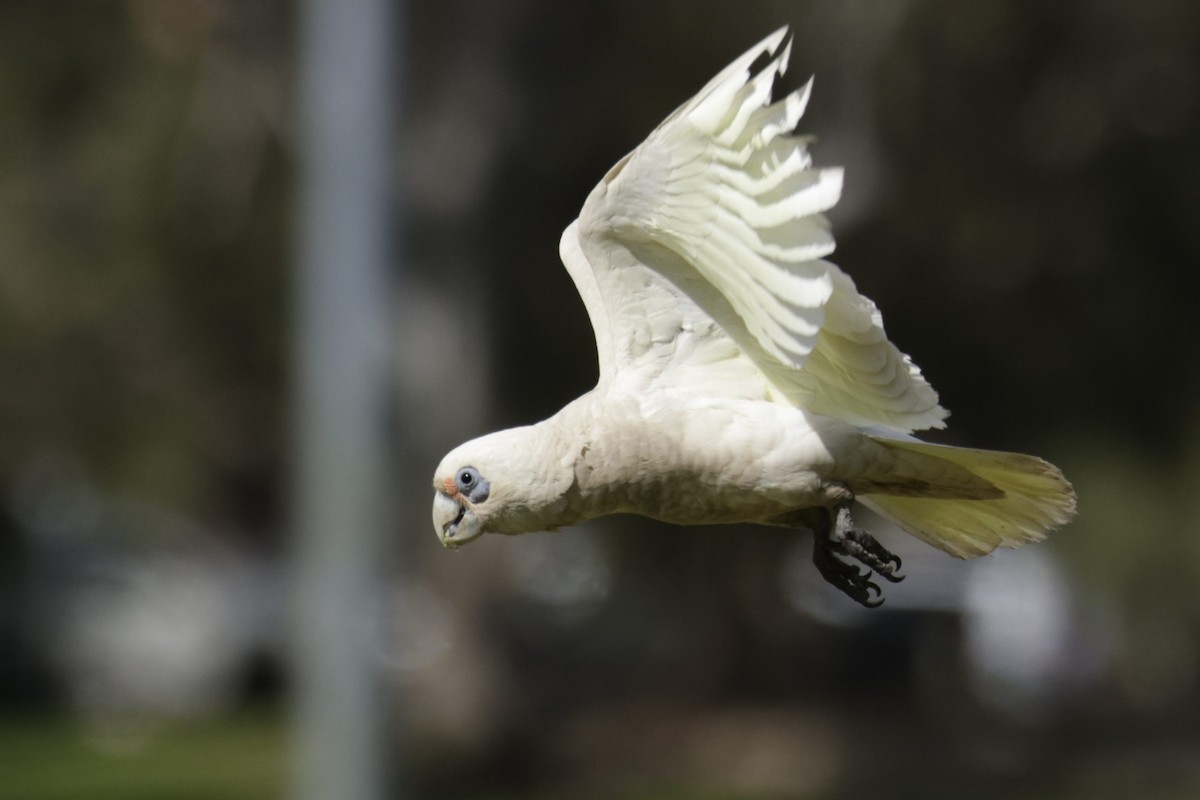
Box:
[457,467,479,491]
[454,466,489,503]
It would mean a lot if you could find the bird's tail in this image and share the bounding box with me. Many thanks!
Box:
[857,437,1077,559]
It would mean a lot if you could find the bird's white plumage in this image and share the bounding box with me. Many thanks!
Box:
[566,27,946,432]
[433,28,1075,575]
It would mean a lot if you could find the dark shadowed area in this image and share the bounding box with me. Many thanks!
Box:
[3,1,1200,798]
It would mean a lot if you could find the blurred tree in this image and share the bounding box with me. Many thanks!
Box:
[0,1,291,532]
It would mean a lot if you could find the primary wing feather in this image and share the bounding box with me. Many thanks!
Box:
[565,27,948,432]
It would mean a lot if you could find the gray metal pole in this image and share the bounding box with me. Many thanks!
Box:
[292,0,396,798]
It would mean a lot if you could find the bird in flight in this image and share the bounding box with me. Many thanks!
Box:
[432,28,1076,606]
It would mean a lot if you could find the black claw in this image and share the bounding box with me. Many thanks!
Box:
[810,498,904,607]
[867,550,905,583]
[881,555,905,583]
[837,572,882,609]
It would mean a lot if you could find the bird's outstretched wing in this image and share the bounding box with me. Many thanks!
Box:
[562,27,948,432]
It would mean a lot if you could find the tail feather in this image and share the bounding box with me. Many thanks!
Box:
[858,438,1076,559]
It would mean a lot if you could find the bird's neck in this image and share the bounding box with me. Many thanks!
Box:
[522,394,621,528]
[540,391,639,523]
[477,398,601,534]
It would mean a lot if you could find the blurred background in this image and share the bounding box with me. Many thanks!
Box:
[3,0,1200,798]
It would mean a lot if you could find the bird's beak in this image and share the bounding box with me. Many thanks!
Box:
[433,491,482,549]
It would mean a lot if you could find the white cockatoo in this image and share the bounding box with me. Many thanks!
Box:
[432,28,1075,606]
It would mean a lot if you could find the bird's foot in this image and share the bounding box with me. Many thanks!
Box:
[812,504,904,608]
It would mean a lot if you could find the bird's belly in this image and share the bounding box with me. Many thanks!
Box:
[634,483,816,526]
[583,397,847,526]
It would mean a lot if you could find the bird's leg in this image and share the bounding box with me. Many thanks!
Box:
[811,489,904,608]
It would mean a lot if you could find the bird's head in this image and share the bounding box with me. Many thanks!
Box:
[432,424,576,549]
[431,454,491,549]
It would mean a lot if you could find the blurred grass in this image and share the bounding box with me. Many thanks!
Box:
[0,708,285,800]
[2,704,1199,800]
